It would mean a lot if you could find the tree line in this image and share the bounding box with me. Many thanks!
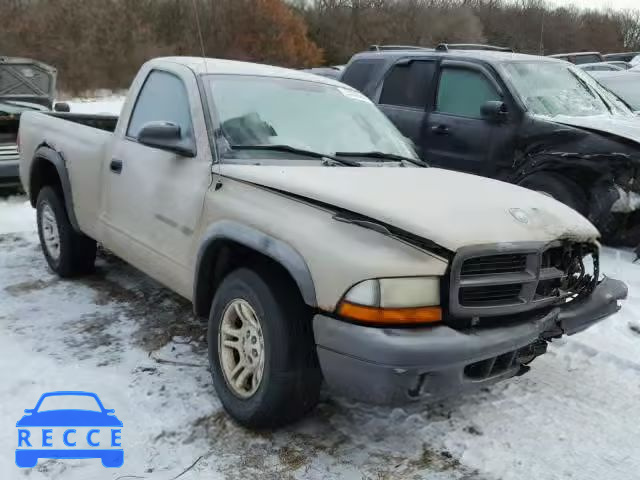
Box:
[2,0,639,93]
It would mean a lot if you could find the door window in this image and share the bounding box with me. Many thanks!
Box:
[127,70,193,138]
[436,68,500,118]
[379,61,435,109]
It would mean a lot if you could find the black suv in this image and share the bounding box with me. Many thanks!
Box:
[339,44,640,245]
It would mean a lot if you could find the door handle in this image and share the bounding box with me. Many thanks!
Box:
[110,159,123,174]
[431,125,450,135]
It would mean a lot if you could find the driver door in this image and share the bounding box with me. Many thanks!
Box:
[101,66,213,297]
[424,62,502,175]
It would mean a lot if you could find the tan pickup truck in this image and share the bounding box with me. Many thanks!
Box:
[18,57,627,428]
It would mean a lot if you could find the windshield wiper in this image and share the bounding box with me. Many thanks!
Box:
[334,151,428,167]
[229,145,361,166]
[568,70,613,114]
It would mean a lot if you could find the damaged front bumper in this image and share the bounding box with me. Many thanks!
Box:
[313,277,627,405]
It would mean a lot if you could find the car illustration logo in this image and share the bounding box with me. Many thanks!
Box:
[15,391,123,468]
[509,208,529,224]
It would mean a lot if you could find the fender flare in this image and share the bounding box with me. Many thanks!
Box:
[193,220,317,315]
[30,145,81,231]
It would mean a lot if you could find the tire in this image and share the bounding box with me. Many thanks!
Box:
[208,267,321,429]
[36,186,97,277]
[518,172,588,215]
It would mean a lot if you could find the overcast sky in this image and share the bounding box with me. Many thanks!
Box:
[552,0,639,11]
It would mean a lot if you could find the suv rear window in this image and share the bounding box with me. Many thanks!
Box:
[436,68,500,118]
[379,61,435,109]
[340,60,381,93]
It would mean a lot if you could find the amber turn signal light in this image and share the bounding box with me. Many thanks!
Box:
[337,301,442,325]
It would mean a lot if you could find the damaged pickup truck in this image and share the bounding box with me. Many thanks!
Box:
[340,46,640,245]
[18,57,627,428]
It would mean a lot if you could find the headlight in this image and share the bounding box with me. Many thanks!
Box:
[337,277,441,325]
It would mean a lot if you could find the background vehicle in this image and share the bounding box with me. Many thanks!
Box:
[340,46,640,245]
[18,57,626,428]
[579,62,623,72]
[590,70,640,114]
[604,52,640,63]
[548,51,604,64]
[604,61,632,70]
[0,57,68,189]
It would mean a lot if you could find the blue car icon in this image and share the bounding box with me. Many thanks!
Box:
[16,391,123,468]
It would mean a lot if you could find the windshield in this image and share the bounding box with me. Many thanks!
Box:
[205,75,416,160]
[501,61,633,118]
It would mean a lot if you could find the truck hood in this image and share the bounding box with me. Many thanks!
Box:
[220,165,599,252]
[549,114,640,146]
[0,57,57,109]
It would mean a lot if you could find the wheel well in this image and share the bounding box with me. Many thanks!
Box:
[29,157,62,207]
[194,239,308,319]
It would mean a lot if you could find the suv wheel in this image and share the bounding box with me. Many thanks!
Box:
[36,186,97,277]
[208,267,321,429]
[518,172,588,215]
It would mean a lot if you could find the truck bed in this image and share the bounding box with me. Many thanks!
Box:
[48,112,119,132]
[18,110,120,236]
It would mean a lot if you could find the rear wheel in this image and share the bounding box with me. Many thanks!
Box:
[36,186,97,277]
[518,172,588,215]
[208,267,321,429]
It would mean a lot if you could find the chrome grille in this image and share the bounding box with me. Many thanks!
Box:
[449,242,598,318]
[0,144,19,162]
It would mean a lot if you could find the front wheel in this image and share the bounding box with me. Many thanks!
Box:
[518,172,588,215]
[36,186,97,277]
[208,268,321,429]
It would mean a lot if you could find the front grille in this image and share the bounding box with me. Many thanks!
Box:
[449,242,598,318]
[0,144,19,162]
[461,254,527,276]
[459,284,522,306]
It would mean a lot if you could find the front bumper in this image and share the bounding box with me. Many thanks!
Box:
[314,277,627,405]
[0,159,20,187]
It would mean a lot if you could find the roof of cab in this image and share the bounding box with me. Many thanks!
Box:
[151,56,348,88]
[348,48,566,65]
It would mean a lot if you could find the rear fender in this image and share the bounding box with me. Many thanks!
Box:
[29,145,80,231]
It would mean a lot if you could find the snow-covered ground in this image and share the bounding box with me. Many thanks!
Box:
[67,95,124,115]
[1,98,639,479]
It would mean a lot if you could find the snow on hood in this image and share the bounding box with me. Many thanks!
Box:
[546,114,640,146]
[220,164,599,251]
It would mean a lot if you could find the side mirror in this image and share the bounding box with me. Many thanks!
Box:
[54,102,70,112]
[137,121,196,157]
[481,100,508,122]
[24,409,34,414]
